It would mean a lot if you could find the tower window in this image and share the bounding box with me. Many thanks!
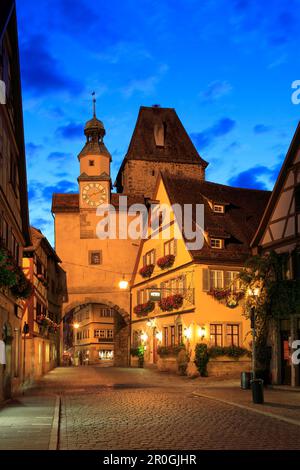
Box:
[89,251,102,265]
[89,160,95,166]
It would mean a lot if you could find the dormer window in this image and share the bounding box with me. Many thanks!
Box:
[213,204,225,214]
[210,238,223,249]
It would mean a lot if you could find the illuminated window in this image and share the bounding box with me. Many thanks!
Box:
[164,239,176,256]
[210,238,223,249]
[213,204,225,213]
[226,324,240,346]
[210,270,223,289]
[144,249,155,266]
[210,324,223,346]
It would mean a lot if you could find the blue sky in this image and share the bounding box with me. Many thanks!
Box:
[16,0,300,245]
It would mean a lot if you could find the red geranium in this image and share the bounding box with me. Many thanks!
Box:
[157,255,175,270]
[139,264,155,278]
[159,294,183,312]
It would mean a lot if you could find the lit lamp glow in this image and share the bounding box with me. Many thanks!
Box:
[73,322,80,330]
[119,277,129,290]
[198,326,206,339]
[141,332,148,343]
[156,331,162,342]
[184,326,192,339]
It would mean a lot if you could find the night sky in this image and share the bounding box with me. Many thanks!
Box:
[16,0,300,244]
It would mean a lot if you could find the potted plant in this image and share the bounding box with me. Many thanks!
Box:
[159,294,183,312]
[157,254,175,270]
[139,264,155,278]
[130,346,145,368]
[133,301,155,317]
[0,248,17,288]
[194,343,209,377]
[11,267,33,299]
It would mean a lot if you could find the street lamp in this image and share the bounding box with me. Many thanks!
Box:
[247,286,264,404]
[73,322,80,366]
[118,276,132,367]
[119,276,129,290]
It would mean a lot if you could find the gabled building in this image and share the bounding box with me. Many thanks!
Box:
[22,227,66,384]
[114,106,208,197]
[252,123,300,387]
[0,0,31,401]
[130,172,270,376]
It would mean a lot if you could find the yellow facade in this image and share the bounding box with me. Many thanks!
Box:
[131,177,252,376]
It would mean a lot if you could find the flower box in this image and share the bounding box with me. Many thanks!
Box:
[133,301,155,317]
[157,255,175,270]
[159,294,183,312]
[139,264,155,278]
[207,289,244,307]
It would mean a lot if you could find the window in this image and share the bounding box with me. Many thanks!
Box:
[107,330,113,339]
[89,160,95,166]
[144,249,155,266]
[177,324,183,345]
[100,308,113,318]
[89,251,102,265]
[170,326,175,346]
[213,204,225,213]
[210,324,223,346]
[226,324,240,346]
[210,238,223,249]
[210,270,223,289]
[295,185,300,213]
[164,327,169,346]
[224,271,241,291]
[164,239,176,256]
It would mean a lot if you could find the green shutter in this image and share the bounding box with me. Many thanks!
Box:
[202,268,210,291]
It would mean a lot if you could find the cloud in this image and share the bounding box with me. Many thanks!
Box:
[253,124,272,134]
[190,117,236,150]
[228,163,282,190]
[47,152,72,162]
[122,64,169,97]
[201,80,232,103]
[26,142,44,157]
[225,141,240,152]
[42,180,78,201]
[20,34,83,96]
[55,122,83,140]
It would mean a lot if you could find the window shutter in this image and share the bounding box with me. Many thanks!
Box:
[202,268,210,291]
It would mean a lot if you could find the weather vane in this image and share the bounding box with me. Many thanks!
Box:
[92,91,96,117]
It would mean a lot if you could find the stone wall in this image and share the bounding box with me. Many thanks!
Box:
[114,314,130,367]
[122,160,205,198]
[207,357,251,377]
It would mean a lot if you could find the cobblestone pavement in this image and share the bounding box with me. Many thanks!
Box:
[33,366,300,450]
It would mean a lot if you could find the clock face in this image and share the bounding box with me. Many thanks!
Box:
[82,183,107,207]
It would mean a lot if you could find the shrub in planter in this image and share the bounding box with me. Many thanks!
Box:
[194,343,209,377]
[157,255,175,270]
[130,345,144,367]
[133,301,155,317]
[157,344,185,357]
[159,294,183,312]
[208,345,251,359]
[139,264,154,278]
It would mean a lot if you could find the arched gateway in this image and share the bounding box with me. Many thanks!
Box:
[64,300,130,367]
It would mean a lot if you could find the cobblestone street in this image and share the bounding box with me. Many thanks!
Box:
[7,365,297,451]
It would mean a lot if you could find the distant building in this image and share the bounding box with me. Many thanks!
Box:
[252,123,300,387]
[22,227,66,383]
[0,0,31,401]
[130,173,269,375]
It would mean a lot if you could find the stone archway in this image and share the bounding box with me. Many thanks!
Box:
[64,300,130,367]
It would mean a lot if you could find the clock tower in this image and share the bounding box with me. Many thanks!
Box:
[78,98,111,209]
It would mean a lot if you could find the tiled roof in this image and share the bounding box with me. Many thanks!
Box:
[24,227,61,262]
[161,173,271,264]
[52,192,144,212]
[123,106,208,166]
[52,194,80,213]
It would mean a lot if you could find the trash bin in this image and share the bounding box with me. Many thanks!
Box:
[251,378,264,404]
[241,372,252,390]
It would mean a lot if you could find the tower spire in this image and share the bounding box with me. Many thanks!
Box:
[92,91,96,118]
